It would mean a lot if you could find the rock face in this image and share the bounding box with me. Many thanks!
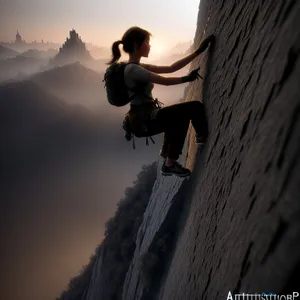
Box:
[157,0,300,299]
[50,29,93,66]
[122,0,300,299]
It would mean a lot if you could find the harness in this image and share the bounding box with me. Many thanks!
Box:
[123,63,164,149]
[124,98,164,149]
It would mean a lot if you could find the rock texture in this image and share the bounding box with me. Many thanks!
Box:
[158,0,300,299]
[50,29,93,66]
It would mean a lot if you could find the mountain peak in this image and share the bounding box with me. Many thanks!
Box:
[49,29,93,67]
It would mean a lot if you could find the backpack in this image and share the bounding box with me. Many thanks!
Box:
[102,61,137,107]
[102,61,162,149]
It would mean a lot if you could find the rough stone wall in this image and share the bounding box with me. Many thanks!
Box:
[157,0,300,299]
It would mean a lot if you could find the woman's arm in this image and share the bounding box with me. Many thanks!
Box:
[143,35,215,74]
[148,73,185,85]
[141,63,172,74]
[142,52,197,74]
[170,52,198,72]
[148,67,201,86]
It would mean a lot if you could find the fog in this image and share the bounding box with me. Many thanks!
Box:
[0,41,194,300]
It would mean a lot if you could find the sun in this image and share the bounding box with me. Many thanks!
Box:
[150,38,166,58]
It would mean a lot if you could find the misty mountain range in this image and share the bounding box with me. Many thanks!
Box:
[31,62,105,108]
[0,45,190,194]
[0,70,164,177]
[0,59,166,300]
[0,36,193,83]
[0,45,20,59]
[0,54,189,186]
[0,33,190,300]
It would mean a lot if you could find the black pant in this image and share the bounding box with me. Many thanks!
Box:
[148,101,208,160]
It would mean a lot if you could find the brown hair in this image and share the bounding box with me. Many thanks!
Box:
[107,26,152,65]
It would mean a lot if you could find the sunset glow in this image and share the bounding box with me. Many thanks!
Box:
[0,0,200,49]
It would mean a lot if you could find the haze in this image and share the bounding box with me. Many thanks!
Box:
[0,1,200,300]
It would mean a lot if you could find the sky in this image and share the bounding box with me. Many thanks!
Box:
[1,0,200,55]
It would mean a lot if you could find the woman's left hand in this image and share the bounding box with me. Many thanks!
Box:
[195,34,215,55]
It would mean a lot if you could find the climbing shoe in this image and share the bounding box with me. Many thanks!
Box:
[161,161,191,177]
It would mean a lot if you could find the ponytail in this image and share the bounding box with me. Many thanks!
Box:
[107,40,123,65]
[107,27,152,65]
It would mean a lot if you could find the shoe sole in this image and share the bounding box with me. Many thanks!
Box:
[160,171,191,177]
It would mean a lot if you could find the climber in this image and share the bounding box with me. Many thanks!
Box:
[108,26,215,177]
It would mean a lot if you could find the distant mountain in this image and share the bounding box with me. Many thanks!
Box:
[31,62,106,108]
[169,41,193,55]
[0,39,60,53]
[0,79,91,140]
[49,29,93,67]
[0,55,48,82]
[0,78,162,175]
[32,61,102,88]
[0,45,19,59]
[20,48,58,60]
[0,79,111,169]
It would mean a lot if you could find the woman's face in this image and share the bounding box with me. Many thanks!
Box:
[139,36,151,57]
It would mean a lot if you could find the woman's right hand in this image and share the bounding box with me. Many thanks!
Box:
[182,67,202,83]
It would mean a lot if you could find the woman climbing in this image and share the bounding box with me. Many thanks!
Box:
[108,26,215,177]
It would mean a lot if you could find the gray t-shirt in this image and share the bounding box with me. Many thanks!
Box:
[124,63,155,105]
